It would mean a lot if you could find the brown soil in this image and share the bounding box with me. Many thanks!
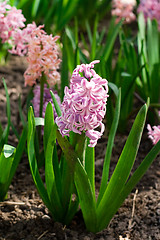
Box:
[0,56,160,240]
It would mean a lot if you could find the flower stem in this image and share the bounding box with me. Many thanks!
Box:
[38,73,46,143]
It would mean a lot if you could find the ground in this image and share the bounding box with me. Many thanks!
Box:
[0,56,159,240]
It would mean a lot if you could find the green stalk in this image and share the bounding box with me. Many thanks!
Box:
[84,137,95,196]
[38,73,46,143]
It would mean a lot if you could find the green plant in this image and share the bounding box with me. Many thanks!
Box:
[0,126,27,201]
[56,93,160,233]
[27,103,79,225]
[137,13,160,122]
[27,60,160,232]
[0,78,27,201]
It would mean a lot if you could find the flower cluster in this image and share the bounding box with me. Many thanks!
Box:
[111,0,136,24]
[0,1,26,46]
[147,111,160,145]
[137,0,160,30]
[9,22,37,56]
[32,84,61,120]
[24,25,61,87]
[0,2,61,87]
[56,61,109,147]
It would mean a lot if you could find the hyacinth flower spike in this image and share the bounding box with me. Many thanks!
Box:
[54,62,160,232]
[138,0,160,30]
[56,60,109,148]
[111,0,136,24]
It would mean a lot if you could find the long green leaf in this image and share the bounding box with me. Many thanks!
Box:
[60,154,74,217]
[43,102,54,154]
[44,102,63,218]
[100,19,123,62]
[18,95,26,127]
[91,15,98,61]
[2,78,11,143]
[147,18,159,76]
[84,137,95,196]
[0,146,15,185]
[56,130,97,232]
[137,13,148,94]
[27,107,55,217]
[32,0,41,17]
[61,32,69,100]
[50,90,62,117]
[97,140,160,232]
[45,123,64,220]
[7,124,27,188]
[97,88,121,205]
[97,103,148,231]
[0,122,3,139]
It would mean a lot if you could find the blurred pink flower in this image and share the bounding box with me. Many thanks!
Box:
[111,0,136,23]
[147,124,160,145]
[56,60,109,147]
[147,110,160,144]
[0,1,26,44]
[9,22,37,56]
[24,25,61,87]
[137,0,160,30]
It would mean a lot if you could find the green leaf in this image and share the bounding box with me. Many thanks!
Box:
[52,146,63,201]
[60,154,74,216]
[0,127,8,154]
[137,13,148,94]
[101,18,123,62]
[7,124,27,189]
[91,15,98,61]
[45,123,63,219]
[56,0,78,32]
[147,18,159,75]
[32,0,41,17]
[85,20,93,46]
[43,102,54,154]
[84,137,95,196]
[98,140,160,232]
[0,122,3,139]
[2,78,11,143]
[74,158,97,232]
[50,90,62,117]
[108,82,119,98]
[61,32,69,100]
[56,130,97,232]
[27,107,54,217]
[0,146,15,185]
[65,27,76,50]
[97,88,121,205]
[18,95,26,127]
[97,103,148,231]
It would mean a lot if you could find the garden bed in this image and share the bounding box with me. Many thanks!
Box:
[0,56,160,240]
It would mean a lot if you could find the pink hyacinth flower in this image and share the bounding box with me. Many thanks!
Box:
[9,22,37,56]
[147,110,160,145]
[0,1,26,44]
[56,61,109,147]
[147,124,160,145]
[24,25,61,87]
[111,0,136,24]
[137,0,160,30]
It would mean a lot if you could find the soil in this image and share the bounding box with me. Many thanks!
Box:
[0,56,160,240]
